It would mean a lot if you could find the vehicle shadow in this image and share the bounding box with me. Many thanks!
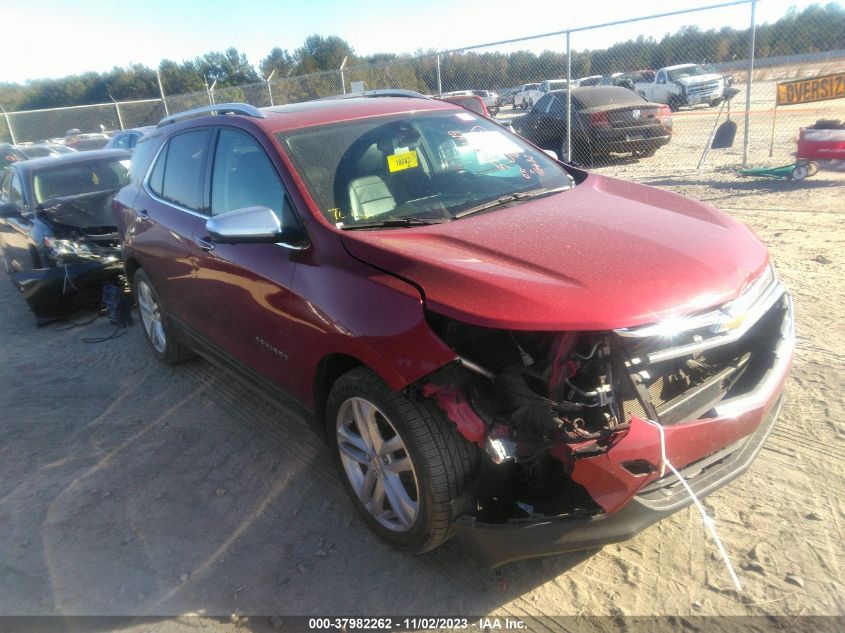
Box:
[0,286,609,617]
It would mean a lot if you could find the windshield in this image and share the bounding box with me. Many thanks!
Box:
[277,110,574,227]
[33,158,130,204]
[667,65,707,81]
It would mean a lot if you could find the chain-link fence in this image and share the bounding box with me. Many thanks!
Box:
[2,0,843,179]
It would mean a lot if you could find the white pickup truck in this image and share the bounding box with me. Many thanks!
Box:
[517,79,570,110]
[634,64,728,111]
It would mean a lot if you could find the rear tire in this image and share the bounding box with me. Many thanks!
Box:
[326,367,479,553]
[132,268,193,365]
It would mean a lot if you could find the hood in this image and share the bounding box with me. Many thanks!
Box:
[676,73,723,86]
[37,190,118,231]
[340,173,769,331]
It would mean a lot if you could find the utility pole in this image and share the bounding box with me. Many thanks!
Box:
[436,54,442,96]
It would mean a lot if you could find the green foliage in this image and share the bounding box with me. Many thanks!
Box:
[1,5,843,112]
[294,35,356,74]
[260,48,296,79]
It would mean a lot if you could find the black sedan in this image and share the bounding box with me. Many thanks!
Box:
[0,149,130,323]
[512,86,672,164]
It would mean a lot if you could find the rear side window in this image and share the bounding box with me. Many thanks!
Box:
[211,129,284,217]
[549,95,568,115]
[148,129,211,212]
[130,136,160,187]
[535,94,553,112]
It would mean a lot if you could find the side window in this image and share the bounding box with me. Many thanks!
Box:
[9,172,24,205]
[148,144,166,196]
[534,95,553,112]
[149,129,211,212]
[656,71,666,84]
[550,95,568,115]
[114,134,135,150]
[131,136,159,187]
[211,129,285,218]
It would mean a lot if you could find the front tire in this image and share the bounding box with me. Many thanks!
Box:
[327,367,479,553]
[132,268,193,365]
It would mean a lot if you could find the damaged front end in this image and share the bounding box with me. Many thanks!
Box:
[13,192,123,322]
[418,264,793,565]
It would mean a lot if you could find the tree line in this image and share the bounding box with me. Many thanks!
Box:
[0,3,842,112]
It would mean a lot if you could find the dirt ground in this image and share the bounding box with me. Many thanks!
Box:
[0,165,843,627]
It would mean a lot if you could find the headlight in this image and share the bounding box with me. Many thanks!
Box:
[43,236,118,263]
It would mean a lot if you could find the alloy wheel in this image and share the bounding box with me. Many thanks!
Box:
[136,279,166,353]
[335,397,420,532]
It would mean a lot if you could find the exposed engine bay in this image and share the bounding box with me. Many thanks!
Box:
[419,292,789,524]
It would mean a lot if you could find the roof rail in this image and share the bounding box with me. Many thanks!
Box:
[157,103,267,127]
[320,89,431,101]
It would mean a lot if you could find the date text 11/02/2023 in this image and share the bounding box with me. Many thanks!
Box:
[307,617,528,630]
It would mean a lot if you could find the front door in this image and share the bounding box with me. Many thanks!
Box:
[187,126,303,393]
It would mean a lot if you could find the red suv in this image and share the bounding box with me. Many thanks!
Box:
[113,97,793,566]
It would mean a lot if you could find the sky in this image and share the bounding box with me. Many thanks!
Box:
[2,0,837,84]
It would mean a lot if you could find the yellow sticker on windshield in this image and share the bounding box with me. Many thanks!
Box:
[387,150,418,172]
[91,172,100,185]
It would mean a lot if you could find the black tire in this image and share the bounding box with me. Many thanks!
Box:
[558,136,590,166]
[132,268,193,365]
[668,97,682,112]
[326,367,479,553]
[709,98,723,108]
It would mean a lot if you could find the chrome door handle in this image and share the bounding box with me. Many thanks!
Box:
[193,236,215,252]
[137,209,151,222]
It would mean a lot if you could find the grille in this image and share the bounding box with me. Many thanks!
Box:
[614,268,789,426]
[687,80,721,96]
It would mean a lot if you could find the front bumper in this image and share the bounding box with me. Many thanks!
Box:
[12,260,123,321]
[454,291,794,567]
[454,394,783,566]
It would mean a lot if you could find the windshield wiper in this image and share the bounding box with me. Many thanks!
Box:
[454,186,570,219]
[339,217,451,230]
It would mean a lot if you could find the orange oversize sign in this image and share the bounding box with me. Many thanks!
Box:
[776,72,845,106]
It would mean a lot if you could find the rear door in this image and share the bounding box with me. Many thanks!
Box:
[130,127,212,324]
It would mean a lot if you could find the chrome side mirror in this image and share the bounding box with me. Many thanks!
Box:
[205,206,285,244]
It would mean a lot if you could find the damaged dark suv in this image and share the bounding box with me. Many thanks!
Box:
[113,99,793,566]
[0,149,130,322]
